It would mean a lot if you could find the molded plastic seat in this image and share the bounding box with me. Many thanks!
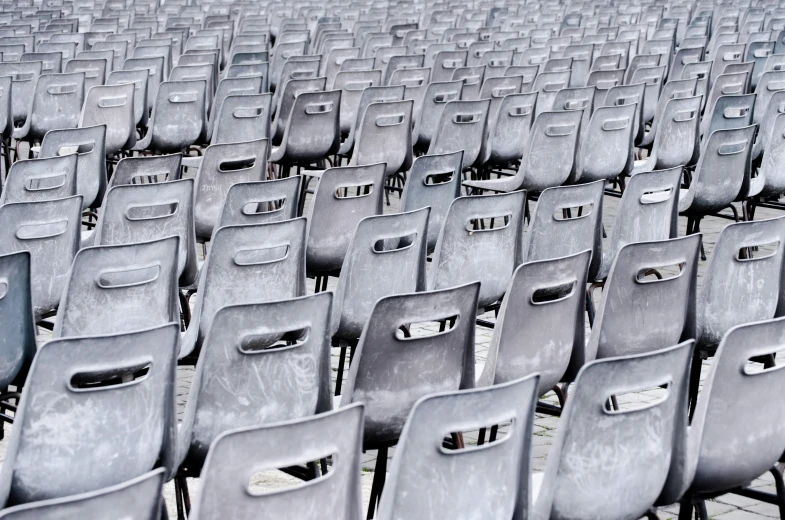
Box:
[210,93,271,145]
[217,178,301,229]
[190,404,364,520]
[109,154,182,190]
[532,341,692,520]
[334,69,382,134]
[376,374,539,520]
[63,58,107,93]
[573,103,635,183]
[426,98,490,169]
[177,293,334,475]
[78,83,136,155]
[14,72,85,143]
[701,93,755,141]
[0,469,165,520]
[53,237,180,338]
[633,95,702,174]
[305,163,386,275]
[122,56,165,111]
[132,80,207,153]
[0,324,178,507]
[269,90,341,166]
[0,62,42,127]
[93,179,197,286]
[0,252,36,390]
[0,196,82,319]
[193,138,268,241]
[412,80,463,150]
[348,99,413,177]
[342,282,480,447]
[477,251,590,394]
[337,85,405,157]
[753,112,785,197]
[532,71,571,114]
[479,91,537,167]
[429,191,525,308]
[0,155,77,205]
[39,125,107,209]
[180,218,307,360]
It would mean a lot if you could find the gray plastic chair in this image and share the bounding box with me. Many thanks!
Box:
[193,138,268,242]
[752,112,785,198]
[679,125,757,223]
[672,317,785,517]
[638,77,698,149]
[710,43,746,88]
[700,71,750,135]
[412,79,463,150]
[400,151,463,254]
[334,69,382,134]
[342,281,479,447]
[269,90,341,168]
[132,80,207,154]
[180,218,307,360]
[532,71,571,114]
[480,91,537,167]
[429,191,525,308]
[109,154,182,190]
[217,178,301,229]
[0,469,165,520]
[596,167,682,281]
[39,125,107,210]
[633,95,702,174]
[427,98,490,169]
[122,56,165,111]
[338,85,405,158]
[349,99,413,178]
[0,323,178,507]
[603,82,645,145]
[702,93,755,141]
[586,68,625,106]
[376,374,539,520]
[93,179,197,286]
[270,41,306,91]
[177,293,334,476]
[696,217,785,351]
[210,93,271,145]
[53,237,180,339]
[573,103,635,183]
[0,154,77,205]
[524,180,605,278]
[452,65,485,100]
[531,341,692,520]
[190,404,364,520]
[14,72,85,143]
[588,235,700,369]
[332,208,429,342]
[0,62,41,128]
[0,251,36,391]
[477,250,590,396]
[305,163,386,277]
[62,58,106,93]
[0,196,81,320]
[78,83,136,155]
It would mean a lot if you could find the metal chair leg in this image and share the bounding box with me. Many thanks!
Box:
[367,446,388,519]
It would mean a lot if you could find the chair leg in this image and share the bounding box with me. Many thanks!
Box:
[367,446,388,519]
[174,478,185,520]
[770,464,785,518]
[335,339,346,396]
[586,287,596,327]
[644,508,660,519]
[688,348,703,421]
[696,500,708,520]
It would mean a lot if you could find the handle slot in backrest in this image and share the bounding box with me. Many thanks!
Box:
[721,84,743,95]
[242,198,286,215]
[736,240,779,261]
[98,264,161,289]
[234,244,290,266]
[345,80,373,91]
[532,280,576,304]
[635,262,685,283]
[542,81,565,91]
[395,314,459,340]
[247,452,335,496]
[553,203,593,221]
[718,140,748,155]
[69,359,152,391]
[438,419,513,453]
[640,187,674,204]
[239,326,309,354]
[125,202,179,220]
[219,157,257,172]
[304,102,333,114]
[465,213,511,232]
[16,220,68,240]
[545,124,576,137]
[373,231,417,253]
[604,381,670,414]
[11,72,34,82]
[169,92,198,103]
[25,173,67,191]
[335,182,373,198]
[434,91,459,103]
[424,170,455,185]
[673,109,697,122]
[375,113,405,127]
[98,95,128,108]
[564,100,588,110]
[233,106,264,118]
[47,83,78,95]
[509,105,533,117]
[491,86,516,97]
[462,75,481,85]
[454,112,482,124]
[723,106,749,118]
[602,117,630,131]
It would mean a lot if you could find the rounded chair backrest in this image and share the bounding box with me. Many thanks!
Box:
[217,178,301,229]
[275,89,341,164]
[110,153,182,189]
[427,98,490,169]
[148,80,207,153]
[28,72,85,142]
[0,62,42,124]
[106,69,149,127]
[350,99,413,175]
[0,155,78,205]
[575,103,635,183]
[482,91,536,166]
[79,83,136,155]
[0,251,36,390]
[211,93,271,145]
[518,109,582,192]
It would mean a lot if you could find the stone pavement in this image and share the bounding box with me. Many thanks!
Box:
[1,188,781,519]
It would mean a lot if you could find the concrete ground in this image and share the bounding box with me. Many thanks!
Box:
[2,177,782,519]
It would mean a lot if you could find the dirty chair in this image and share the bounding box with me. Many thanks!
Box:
[179,218,308,361]
[633,95,702,174]
[337,85,405,158]
[0,196,82,321]
[106,71,149,126]
[78,83,136,155]
[596,167,682,281]
[348,99,414,180]
[217,178,301,229]
[464,110,582,194]
[334,69,382,135]
[695,217,785,353]
[452,65,485,100]
[63,58,107,93]
[210,93,271,145]
[412,80,464,151]
[551,85,596,152]
[572,103,635,184]
[0,251,36,395]
[341,282,480,516]
[679,125,757,227]
[14,72,85,144]
[190,404,364,520]
[109,154,182,189]
[701,93,755,141]
[269,90,341,170]
[0,61,41,129]
[531,341,692,520]
[39,125,107,210]
[700,72,750,136]
[587,235,701,373]
[176,293,334,488]
[132,80,207,154]
[523,180,605,278]
[427,98,490,170]
[0,323,178,508]
[751,112,785,200]
[674,317,785,519]
[400,151,464,254]
[0,154,77,205]
[122,56,165,111]
[753,70,785,128]
[331,209,430,393]
[376,374,539,520]
[532,70,571,115]
[93,179,197,287]
[429,191,525,309]
[602,82,645,145]
[305,163,386,281]
[0,469,164,520]
[479,91,537,168]
[52,237,180,339]
[586,68,625,105]
[476,251,590,397]
[193,138,268,242]
[637,77,698,150]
